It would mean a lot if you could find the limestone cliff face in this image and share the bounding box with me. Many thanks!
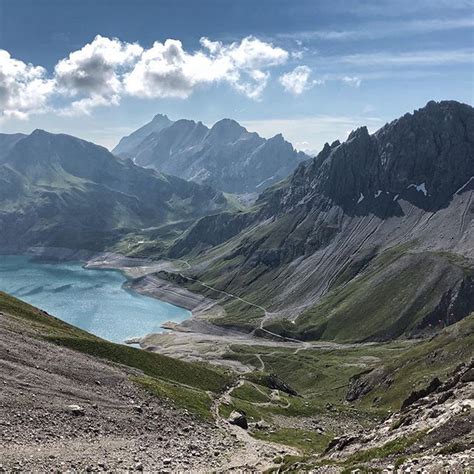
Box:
[280,100,474,214]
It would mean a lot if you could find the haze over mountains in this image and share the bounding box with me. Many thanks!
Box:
[0,129,227,251]
[113,114,309,194]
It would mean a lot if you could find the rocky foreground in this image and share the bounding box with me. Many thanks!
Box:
[0,300,297,473]
[0,312,238,472]
[319,361,474,472]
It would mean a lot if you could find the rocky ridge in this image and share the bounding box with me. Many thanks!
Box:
[113,115,309,193]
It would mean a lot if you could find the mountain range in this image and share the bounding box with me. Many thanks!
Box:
[165,100,474,342]
[113,114,309,194]
[0,129,228,252]
[1,100,473,472]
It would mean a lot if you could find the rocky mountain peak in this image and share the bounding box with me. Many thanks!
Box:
[347,126,369,141]
[151,113,171,122]
[280,100,474,215]
[208,118,248,143]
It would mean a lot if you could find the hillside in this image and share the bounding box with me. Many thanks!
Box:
[163,101,474,342]
[1,289,472,472]
[0,129,228,253]
[112,115,309,193]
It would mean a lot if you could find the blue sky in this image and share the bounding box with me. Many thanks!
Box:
[1,0,473,152]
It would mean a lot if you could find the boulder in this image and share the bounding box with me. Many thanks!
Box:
[227,411,248,429]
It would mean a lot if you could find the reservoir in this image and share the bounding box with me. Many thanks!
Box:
[0,255,190,343]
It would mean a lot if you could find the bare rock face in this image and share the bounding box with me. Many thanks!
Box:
[281,100,474,216]
[346,367,390,402]
[401,377,442,410]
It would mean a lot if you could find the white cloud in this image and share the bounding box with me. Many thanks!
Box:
[342,76,361,87]
[0,35,290,118]
[339,49,474,67]
[0,50,55,118]
[54,35,142,114]
[124,36,288,100]
[279,65,322,95]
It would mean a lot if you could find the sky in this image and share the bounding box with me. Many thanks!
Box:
[0,0,473,153]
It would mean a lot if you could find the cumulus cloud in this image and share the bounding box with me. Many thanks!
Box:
[0,50,54,118]
[124,36,288,100]
[279,65,322,95]
[54,35,142,114]
[0,35,290,117]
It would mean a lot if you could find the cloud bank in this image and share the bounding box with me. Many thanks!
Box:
[0,35,290,117]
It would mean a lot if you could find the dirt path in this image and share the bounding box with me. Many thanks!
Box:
[211,378,299,471]
[178,272,307,344]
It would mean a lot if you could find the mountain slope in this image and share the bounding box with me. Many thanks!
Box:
[0,130,228,252]
[165,100,474,342]
[0,290,242,471]
[112,116,309,193]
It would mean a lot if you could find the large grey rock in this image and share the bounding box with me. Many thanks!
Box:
[227,410,248,429]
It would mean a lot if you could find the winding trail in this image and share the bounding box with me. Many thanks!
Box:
[177,272,306,344]
[211,378,299,471]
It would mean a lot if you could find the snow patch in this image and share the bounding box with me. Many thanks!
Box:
[374,190,382,198]
[408,183,428,196]
[393,194,399,201]
[357,193,364,204]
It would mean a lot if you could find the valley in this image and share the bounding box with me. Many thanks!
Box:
[1,100,473,472]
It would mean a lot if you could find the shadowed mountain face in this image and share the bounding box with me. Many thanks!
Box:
[169,101,474,342]
[0,130,228,251]
[112,116,309,193]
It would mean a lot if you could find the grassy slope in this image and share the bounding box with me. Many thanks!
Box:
[0,291,231,417]
[1,289,472,460]
[264,248,473,342]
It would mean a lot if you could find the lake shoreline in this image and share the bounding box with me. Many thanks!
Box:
[0,251,193,344]
[0,246,226,339]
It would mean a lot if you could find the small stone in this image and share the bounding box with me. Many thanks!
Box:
[67,405,85,416]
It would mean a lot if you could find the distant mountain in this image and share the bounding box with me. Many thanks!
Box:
[168,101,474,342]
[113,114,174,157]
[112,116,309,193]
[0,129,228,252]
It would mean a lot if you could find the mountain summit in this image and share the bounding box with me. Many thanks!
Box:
[113,113,174,158]
[112,115,309,193]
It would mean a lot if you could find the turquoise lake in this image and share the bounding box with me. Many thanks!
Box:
[0,255,190,343]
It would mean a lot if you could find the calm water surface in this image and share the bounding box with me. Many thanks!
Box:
[0,255,190,343]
